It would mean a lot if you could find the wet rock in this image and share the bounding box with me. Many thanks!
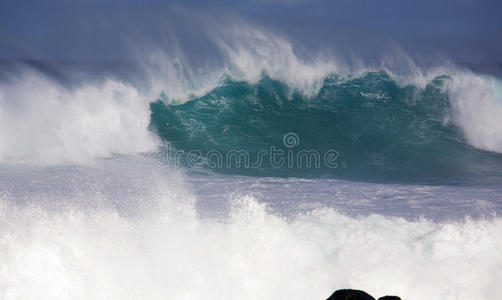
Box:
[326,289,375,300]
[326,289,402,300]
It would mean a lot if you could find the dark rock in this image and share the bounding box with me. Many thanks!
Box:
[326,289,376,300]
[378,297,401,300]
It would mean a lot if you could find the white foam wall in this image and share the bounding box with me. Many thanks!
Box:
[0,69,158,165]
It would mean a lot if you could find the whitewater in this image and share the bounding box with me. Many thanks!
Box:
[1,23,502,300]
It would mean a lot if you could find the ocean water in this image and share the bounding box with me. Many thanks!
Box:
[1,27,502,300]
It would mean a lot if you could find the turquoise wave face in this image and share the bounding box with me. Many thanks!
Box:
[149,71,502,185]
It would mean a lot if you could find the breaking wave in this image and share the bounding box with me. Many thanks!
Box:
[150,70,502,184]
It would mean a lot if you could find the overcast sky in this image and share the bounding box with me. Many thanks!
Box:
[1,0,501,62]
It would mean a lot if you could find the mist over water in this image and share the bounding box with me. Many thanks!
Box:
[1,12,502,300]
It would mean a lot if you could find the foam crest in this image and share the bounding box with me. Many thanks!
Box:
[210,23,339,97]
[379,51,502,154]
[0,69,158,165]
[134,21,340,102]
[448,72,502,153]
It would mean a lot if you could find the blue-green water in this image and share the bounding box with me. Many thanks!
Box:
[150,72,502,185]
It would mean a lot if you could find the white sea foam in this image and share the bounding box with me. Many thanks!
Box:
[0,160,501,300]
[448,72,502,153]
[0,69,158,165]
[0,183,502,300]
